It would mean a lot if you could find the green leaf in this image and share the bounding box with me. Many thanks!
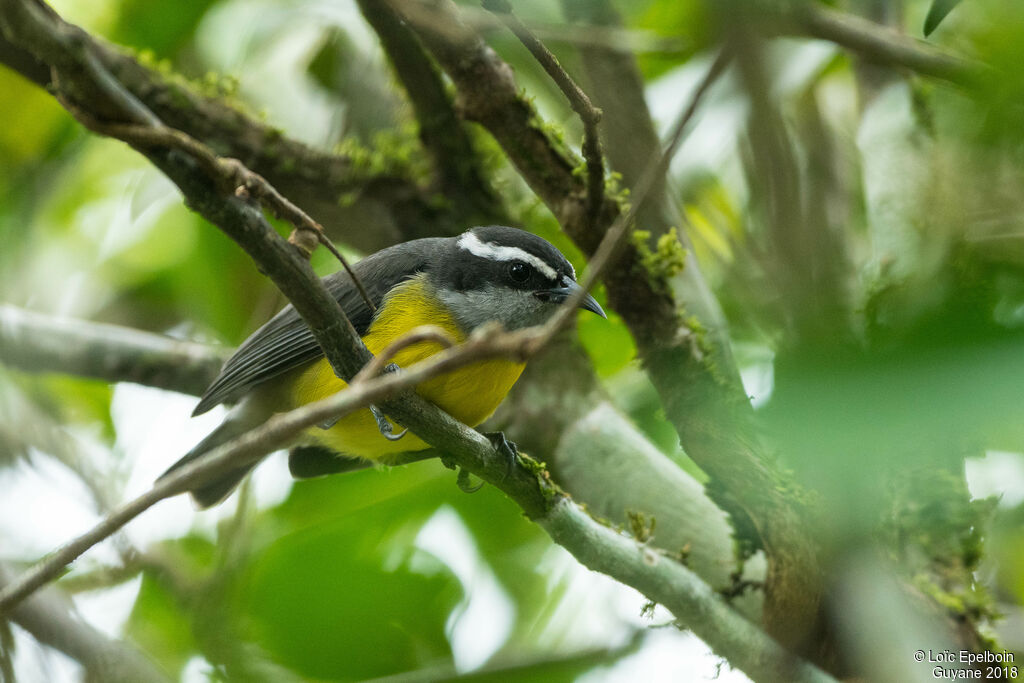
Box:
[126,572,199,676]
[244,501,462,680]
[924,0,964,36]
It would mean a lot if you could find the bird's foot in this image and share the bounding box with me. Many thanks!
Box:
[453,433,518,493]
[456,468,484,493]
[318,416,340,430]
[484,431,519,481]
[322,364,402,431]
[370,404,407,441]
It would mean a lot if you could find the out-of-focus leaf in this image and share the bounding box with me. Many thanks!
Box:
[764,334,1024,539]
[989,504,1024,604]
[15,374,114,439]
[430,634,644,682]
[126,571,199,677]
[111,0,219,58]
[924,0,964,36]
[578,303,635,377]
[631,0,714,79]
[0,71,67,168]
[242,510,461,680]
[268,462,566,656]
[271,459,447,535]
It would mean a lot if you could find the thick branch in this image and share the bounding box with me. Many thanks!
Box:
[542,502,832,683]
[0,304,224,396]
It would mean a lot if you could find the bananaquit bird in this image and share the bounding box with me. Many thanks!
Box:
[163,225,606,507]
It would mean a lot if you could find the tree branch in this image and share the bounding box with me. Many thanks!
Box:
[541,501,833,683]
[0,1,836,677]
[1,305,742,595]
[355,0,506,229]
[0,318,835,683]
[482,0,605,226]
[0,304,224,396]
[0,29,462,253]
[774,1,988,87]
[0,303,743,596]
[0,562,168,683]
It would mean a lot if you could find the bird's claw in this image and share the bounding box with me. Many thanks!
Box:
[318,416,340,430]
[484,431,519,481]
[449,433,518,494]
[457,468,484,493]
[325,362,402,432]
[370,404,407,441]
[453,433,518,493]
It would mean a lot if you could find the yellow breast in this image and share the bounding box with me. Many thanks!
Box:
[286,275,525,460]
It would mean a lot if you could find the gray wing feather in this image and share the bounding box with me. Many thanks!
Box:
[192,238,445,415]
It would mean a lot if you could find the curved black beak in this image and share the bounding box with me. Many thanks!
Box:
[539,280,607,318]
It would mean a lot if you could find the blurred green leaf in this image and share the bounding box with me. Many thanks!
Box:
[126,572,200,677]
[243,510,461,680]
[111,0,219,59]
[0,70,67,168]
[764,335,1024,540]
[578,302,635,377]
[924,0,964,36]
[631,0,714,79]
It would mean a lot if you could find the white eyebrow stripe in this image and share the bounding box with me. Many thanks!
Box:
[458,232,560,281]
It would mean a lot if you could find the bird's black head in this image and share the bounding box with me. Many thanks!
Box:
[432,226,605,332]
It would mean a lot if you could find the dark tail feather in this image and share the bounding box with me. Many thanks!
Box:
[158,415,259,509]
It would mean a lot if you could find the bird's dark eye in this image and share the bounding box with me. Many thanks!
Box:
[507,261,531,284]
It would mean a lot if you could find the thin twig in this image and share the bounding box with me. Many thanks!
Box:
[309,234,377,314]
[353,324,458,383]
[537,49,733,344]
[483,0,605,226]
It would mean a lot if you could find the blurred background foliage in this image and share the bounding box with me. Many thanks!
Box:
[3,0,1024,681]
